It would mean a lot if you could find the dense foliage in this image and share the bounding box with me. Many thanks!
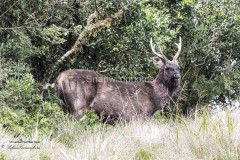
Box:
[0,0,239,135]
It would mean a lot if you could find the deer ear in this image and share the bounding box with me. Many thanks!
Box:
[153,56,164,68]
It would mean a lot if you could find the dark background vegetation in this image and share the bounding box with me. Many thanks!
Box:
[0,0,239,135]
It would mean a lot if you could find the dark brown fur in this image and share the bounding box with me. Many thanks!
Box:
[55,38,182,122]
[55,61,181,121]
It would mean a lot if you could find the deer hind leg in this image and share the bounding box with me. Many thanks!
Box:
[62,80,88,120]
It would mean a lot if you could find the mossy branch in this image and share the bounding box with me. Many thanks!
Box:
[56,9,123,66]
[44,9,123,85]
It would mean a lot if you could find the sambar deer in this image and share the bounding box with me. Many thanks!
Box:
[55,37,182,123]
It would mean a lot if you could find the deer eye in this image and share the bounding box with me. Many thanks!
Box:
[165,67,173,71]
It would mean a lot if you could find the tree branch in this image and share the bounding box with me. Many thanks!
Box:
[44,9,124,86]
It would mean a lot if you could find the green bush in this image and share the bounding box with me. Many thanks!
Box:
[179,0,240,110]
[0,60,64,136]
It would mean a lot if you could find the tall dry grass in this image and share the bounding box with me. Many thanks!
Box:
[0,108,240,160]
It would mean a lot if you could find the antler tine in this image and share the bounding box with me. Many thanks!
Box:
[173,37,182,61]
[150,38,168,60]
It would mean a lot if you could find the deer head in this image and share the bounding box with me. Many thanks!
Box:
[150,37,182,90]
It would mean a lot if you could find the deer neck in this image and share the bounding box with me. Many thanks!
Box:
[154,71,179,96]
[151,80,170,110]
[151,71,178,110]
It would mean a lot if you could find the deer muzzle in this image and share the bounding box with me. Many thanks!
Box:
[174,73,181,79]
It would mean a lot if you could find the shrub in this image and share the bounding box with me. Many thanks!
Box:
[0,60,64,136]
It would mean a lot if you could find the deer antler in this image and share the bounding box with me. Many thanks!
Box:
[173,37,182,61]
[150,38,168,61]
